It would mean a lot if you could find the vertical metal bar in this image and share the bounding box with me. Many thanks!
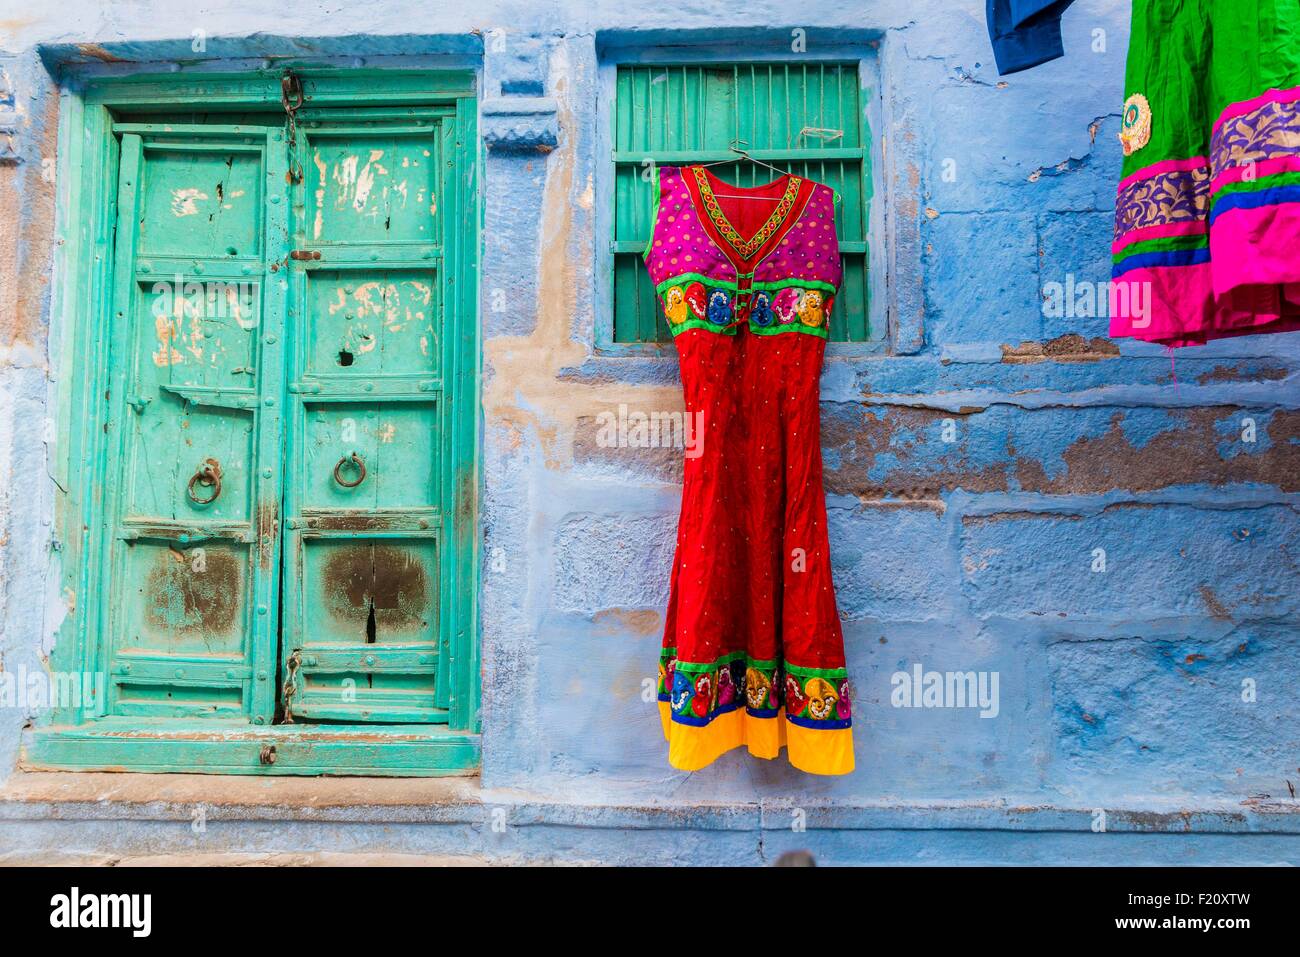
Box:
[818,64,826,134]
[680,65,688,151]
[759,62,769,153]
[697,66,705,149]
[784,63,791,151]
[660,66,669,150]
[795,62,806,147]
[732,63,740,152]
[698,64,706,152]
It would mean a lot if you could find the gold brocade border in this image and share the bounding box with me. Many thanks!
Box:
[691,166,803,260]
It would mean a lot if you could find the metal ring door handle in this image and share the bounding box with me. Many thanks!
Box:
[186,458,223,505]
[333,452,366,488]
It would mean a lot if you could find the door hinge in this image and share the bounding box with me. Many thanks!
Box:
[280,648,303,724]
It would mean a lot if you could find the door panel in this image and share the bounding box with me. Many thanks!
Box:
[102,127,288,724]
[282,111,452,724]
[137,144,264,258]
[303,270,440,378]
[305,129,439,244]
[120,540,252,657]
[291,536,440,722]
[305,538,438,643]
[300,401,440,510]
[123,397,254,523]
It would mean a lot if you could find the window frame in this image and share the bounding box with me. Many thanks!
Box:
[27,68,483,776]
[595,45,887,357]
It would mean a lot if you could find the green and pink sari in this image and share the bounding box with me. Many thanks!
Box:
[1110,0,1300,346]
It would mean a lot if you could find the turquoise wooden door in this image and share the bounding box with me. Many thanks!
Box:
[102,125,289,724]
[280,110,453,723]
[25,71,481,776]
[99,108,464,728]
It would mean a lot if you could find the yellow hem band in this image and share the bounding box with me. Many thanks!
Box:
[786,721,854,775]
[658,701,853,775]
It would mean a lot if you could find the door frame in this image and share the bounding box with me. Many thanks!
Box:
[26,68,482,775]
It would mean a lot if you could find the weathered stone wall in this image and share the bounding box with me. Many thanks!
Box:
[0,0,1297,863]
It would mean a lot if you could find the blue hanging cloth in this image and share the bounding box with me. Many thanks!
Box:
[986,0,1079,75]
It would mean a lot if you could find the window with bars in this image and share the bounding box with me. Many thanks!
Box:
[611,62,872,345]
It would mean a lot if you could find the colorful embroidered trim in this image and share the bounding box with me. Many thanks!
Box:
[1211,85,1300,172]
[657,648,851,730]
[1114,161,1211,243]
[1114,87,1300,256]
[653,274,837,298]
[1110,86,1300,345]
[691,166,803,260]
[655,272,739,297]
[659,282,833,337]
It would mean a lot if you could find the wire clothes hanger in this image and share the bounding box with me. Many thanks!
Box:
[695,140,793,201]
[694,137,840,205]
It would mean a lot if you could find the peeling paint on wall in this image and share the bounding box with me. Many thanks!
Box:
[0,0,1298,865]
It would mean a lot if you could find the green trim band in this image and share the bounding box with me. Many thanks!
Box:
[1113,232,1209,263]
[1212,169,1300,206]
[673,651,747,674]
[785,661,850,679]
[655,272,739,296]
[752,277,838,295]
[663,649,844,677]
[654,274,838,297]
[747,322,830,338]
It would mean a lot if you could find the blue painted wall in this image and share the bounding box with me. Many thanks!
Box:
[0,0,1297,864]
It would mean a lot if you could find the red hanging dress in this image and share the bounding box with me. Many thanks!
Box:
[646,165,854,775]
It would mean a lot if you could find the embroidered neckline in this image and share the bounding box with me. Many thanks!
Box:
[690,166,803,261]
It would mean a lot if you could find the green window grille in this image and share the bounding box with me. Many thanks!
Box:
[612,62,872,345]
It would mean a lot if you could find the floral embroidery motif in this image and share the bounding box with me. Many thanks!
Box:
[706,289,733,325]
[745,667,772,709]
[837,679,852,720]
[684,281,708,320]
[773,286,803,323]
[784,674,809,716]
[664,284,832,335]
[691,673,713,717]
[692,166,803,260]
[662,285,689,325]
[1211,90,1300,171]
[657,656,675,694]
[727,658,748,705]
[669,670,692,713]
[1120,93,1152,156]
[799,289,826,327]
[804,677,838,719]
[750,291,775,327]
[716,665,738,707]
[785,673,852,726]
[1114,163,1211,239]
[661,650,846,728]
